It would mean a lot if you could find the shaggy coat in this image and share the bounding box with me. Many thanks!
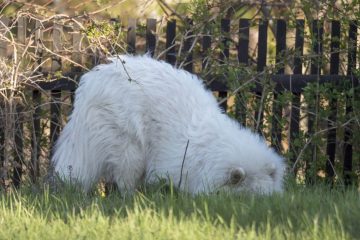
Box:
[53,55,285,194]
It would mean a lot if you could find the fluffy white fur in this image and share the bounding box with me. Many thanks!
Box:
[53,55,285,194]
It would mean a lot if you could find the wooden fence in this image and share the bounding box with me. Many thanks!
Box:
[0,16,358,187]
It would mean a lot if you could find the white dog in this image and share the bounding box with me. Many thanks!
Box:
[53,55,285,194]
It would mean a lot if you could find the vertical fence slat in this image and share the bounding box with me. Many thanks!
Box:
[51,23,62,72]
[219,19,230,112]
[235,19,250,126]
[31,90,41,182]
[238,19,250,65]
[289,19,304,171]
[0,17,9,57]
[343,20,357,186]
[275,20,286,74]
[127,19,136,54]
[50,91,61,157]
[146,18,157,57]
[166,20,176,65]
[30,20,43,182]
[51,21,62,73]
[329,21,340,75]
[0,17,9,185]
[50,22,62,158]
[183,19,194,73]
[310,20,324,75]
[12,104,24,188]
[71,19,83,104]
[255,20,268,132]
[306,20,323,184]
[325,20,340,183]
[0,103,4,184]
[35,20,43,70]
[220,19,230,61]
[14,17,26,186]
[202,31,211,70]
[12,17,26,187]
[257,20,268,72]
[72,19,83,72]
[17,16,26,54]
[272,19,286,152]
[293,20,304,75]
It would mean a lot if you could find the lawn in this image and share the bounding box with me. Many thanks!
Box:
[0,182,359,240]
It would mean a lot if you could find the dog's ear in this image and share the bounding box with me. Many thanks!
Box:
[228,168,246,185]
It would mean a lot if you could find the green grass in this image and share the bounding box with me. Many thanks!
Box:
[0,182,359,240]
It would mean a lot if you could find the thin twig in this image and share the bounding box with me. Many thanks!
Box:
[217,74,261,106]
[156,0,186,23]
[178,139,190,189]
[291,118,353,173]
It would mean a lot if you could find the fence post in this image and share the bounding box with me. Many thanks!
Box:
[12,104,24,188]
[166,20,176,65]
[218,19,230,112]
[325,20,340,184]
[146,18,157,57]
[238,19,250,65]
[0,17,9,187]
[71,18,84,104]
[272,19,286,153]
[343,20,357,186]
[31,90,41,182]
[220,19,230,61]
[11,16,27,188]
[29,20,44,183]
[235,19,250,126]
[255,19,268,133]
[71,19,84,73]
[49,22,62,160]
[201,31,211,70]
[289,20,304,174]
[310,20,324,75]
[127,18,137,54]
[306,20,323,184]
[182,18,194,73]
